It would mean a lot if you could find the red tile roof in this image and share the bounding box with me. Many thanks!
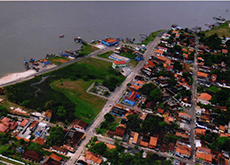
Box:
[149,137,158,148]
[85,154,102,165]
[200,93,212,101]
[103,38,118,44]
[196,128,206,136]
[0,123,8,133]
[155,49,164,54]
[196,152,212,162]
[44,110,52,118]
[133,132,139,143]
[157,108,164,114]
[140,141,149,147]
[178,113,191,119]
[50,153,62,162]
[71,119,88,129]
[20,119,29,127]
[197,71,209,78]
[113,60,127,65]
[115,126,126,137]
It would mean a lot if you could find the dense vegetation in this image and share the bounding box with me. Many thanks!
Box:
[199,33,222,50]
[4,58,124,123]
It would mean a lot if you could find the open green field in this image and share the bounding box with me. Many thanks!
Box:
[204,21,230,37]
[119,52,139,67]
[80,44,99,56]
[98,51,114,59]
[51,79,106,123]
[207,86,221,93]
[48,56,71,65]
[138,29,165,45]
[0,145,8,154]
[4,58,124,124]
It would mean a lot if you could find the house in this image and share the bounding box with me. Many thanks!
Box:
[153,55,167,63]
[155,49,164,56]
[110,105,127,117]
[149,136,158,149]
[175,141,191,158]
[85,153,102,165]
[71,119,88,130]
[63,129,85,149]
[95,141,116,149]
[196,152,212,163]
[199,93,212,105]
[164,116,174,125]
[33,137,46,146]
[197,71,209,79]
[101,38,118,46]
[30,120,39,132]
[112,60,127,69]
[219,125,226,133]
[132,132,139,145]
[157,108,164,116]
[51,146,68,155]
[114,126,126,140]
[123,91,140,106]
[44,110,52,122]
[106,130,115,138]
[195,128,206,136]
[42,153,62,165]
[20,119,29,127]
[178,113,191,121]
[175,132,189,139]
[140,140,149,147]
[22,150,43,163]
[0,117,18,133]
[0,123,8,133]
[222,49,228,54]
[158,46,168,52]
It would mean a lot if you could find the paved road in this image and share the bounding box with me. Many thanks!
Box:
[66,36,163,165]
[189,35,198,164]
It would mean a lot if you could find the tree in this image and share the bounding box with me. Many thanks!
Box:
[57,106,66,118]
[89,142,107,155]
[44,100,55,109]
[173,61,183,71]
[21,100,30,108]
[173,45,182,52]
[150,88,161,103]
[0,106,7,117]
[104,113,114,122]
[47,126,64,146]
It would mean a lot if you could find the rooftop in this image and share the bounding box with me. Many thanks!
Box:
[200,93,212,101]
[113,60,127,65]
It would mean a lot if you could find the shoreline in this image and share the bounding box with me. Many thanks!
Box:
[0,70,37,86]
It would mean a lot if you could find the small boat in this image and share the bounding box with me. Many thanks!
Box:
[59,35,64,38]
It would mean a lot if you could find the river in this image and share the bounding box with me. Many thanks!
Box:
[0,1,229,78]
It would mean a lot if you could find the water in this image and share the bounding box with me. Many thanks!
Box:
[0,1,230,78]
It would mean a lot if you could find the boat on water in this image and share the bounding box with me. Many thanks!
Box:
[59,35,64,38]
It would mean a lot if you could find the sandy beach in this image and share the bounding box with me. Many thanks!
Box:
[0,70,37,86]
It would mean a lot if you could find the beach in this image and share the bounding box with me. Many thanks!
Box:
[0,70,36,86]
[0,64,57,87]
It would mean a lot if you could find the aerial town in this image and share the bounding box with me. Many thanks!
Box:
[0,19,230,165]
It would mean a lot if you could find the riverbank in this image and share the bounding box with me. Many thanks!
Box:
[0,64,57,87]
[0,70,36,86]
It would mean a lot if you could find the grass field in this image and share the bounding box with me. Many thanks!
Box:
[51,79,106,124]
[207,86,221,93]
[138,29,165,45]
[98,51,114,59]
[0,145,8,154]
[48,56,71,65]
[80,44,99,56]
[119,52,139,67]
[4,58,124,124]
[205,21,230,37]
